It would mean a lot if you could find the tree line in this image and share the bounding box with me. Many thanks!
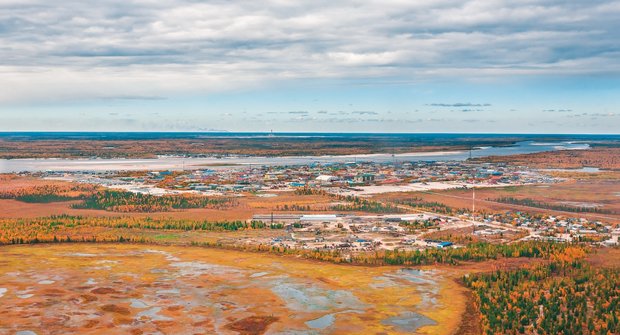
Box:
[71,190,233,212]
[1,186,234,213]
[0,215,281,245]
[394,197,460,215]
[0,184,97,203]
[492,197,613,214]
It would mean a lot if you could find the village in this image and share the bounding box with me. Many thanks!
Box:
[40,160,556,196]
[24,159,618,252]
[247,211,619,254]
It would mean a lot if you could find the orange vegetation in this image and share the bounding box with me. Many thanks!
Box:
[0,243,467,335]
[0,176,369,219]
[587,248,620,268]
[475,147,620,170]
[225,316,279,335]
[0,138,467,159]
[373,179,620,223]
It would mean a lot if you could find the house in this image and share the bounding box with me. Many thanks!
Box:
[355,173,375,183]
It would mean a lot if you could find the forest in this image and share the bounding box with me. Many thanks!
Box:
[349,241,575,266]
[394,197,461,215]
[464,247,619,334]
[0,215,279,245]
[0,184,97,203]
[72,190,233,212]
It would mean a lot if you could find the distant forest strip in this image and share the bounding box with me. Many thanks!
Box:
[72,190,233,212]
[0,215,280,243]
[329,199,405,214]
[0,135,538,159]
[491,197,614,214]
[184,240,579,267]
[0,184,97,202]
[0,186,234,212]
[394,197,462,215]
[464,247,620,335]
[14,194,79,203]
[273,198,406,214]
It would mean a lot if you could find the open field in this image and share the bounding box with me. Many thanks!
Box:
[0,243,467,335]
[0,174,78,191]
[0,176,355,220]
[474,147,620,170]
[0,192,352,220]
[373,179,620,223]
[586,247,620,268]
[0,175,407,224]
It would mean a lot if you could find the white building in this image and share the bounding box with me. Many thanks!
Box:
[316,175,338,183]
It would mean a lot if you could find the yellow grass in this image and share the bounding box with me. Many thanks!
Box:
[0,243,468,335]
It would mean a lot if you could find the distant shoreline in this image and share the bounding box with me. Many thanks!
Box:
[0,141,590,172]
[1,131,619,139]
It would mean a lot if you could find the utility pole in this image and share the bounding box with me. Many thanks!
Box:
[472,186,476,233]
[472,186,475,213]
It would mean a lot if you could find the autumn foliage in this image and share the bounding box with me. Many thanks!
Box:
[72,190,233,212]
[464,247,619,335]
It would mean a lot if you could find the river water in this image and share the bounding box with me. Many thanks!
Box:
[0,141,589,173]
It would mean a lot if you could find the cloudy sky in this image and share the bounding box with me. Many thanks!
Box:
[1,0,619,133]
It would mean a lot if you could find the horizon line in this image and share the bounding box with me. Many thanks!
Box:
[1,131,620,136]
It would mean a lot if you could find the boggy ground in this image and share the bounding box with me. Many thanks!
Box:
[0,243,467,335]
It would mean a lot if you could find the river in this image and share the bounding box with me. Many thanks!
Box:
[0,141,589,173]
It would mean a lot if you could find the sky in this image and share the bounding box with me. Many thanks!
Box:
[1,0,619,133]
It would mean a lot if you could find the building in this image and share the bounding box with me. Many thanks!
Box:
[316,175,338,183]
[355,173,375,183]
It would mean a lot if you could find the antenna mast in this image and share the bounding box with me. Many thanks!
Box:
[472,186,475,213]
[472,186,476,233]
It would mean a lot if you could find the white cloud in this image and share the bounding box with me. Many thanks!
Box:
[0,0,618,104]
